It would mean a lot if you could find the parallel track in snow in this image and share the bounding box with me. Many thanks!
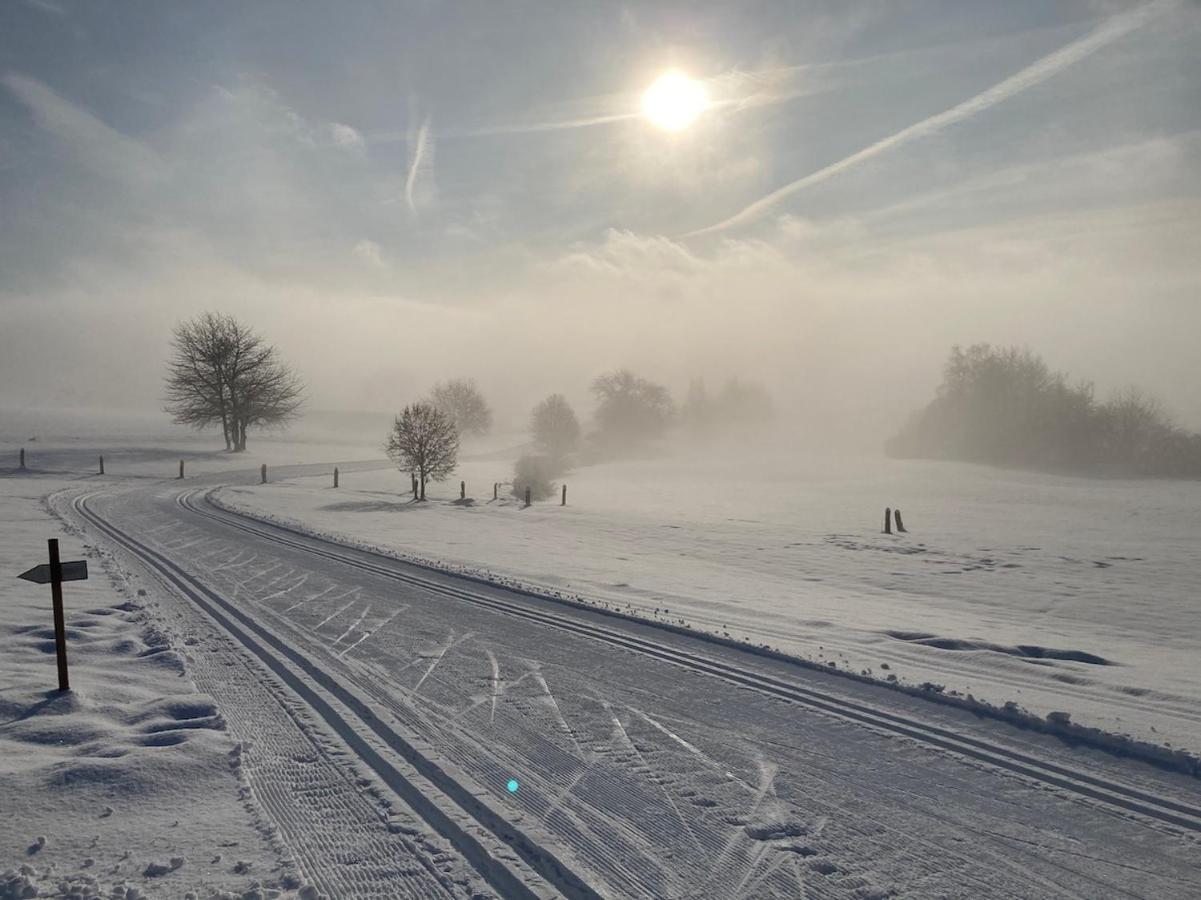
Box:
[73,492,603,900]
[178,487,1201,838]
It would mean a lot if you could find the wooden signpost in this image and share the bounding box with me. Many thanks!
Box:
[17,539,88,692]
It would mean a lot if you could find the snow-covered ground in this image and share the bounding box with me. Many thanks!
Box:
[217,445,1201,757]
[0,475,296,897]
[6,412,1201,897]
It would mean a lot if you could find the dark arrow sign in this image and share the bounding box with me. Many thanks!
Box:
[17,540,86,691]
[18,560,88,585]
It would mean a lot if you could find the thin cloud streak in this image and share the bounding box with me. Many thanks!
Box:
[405,116,431,215]
[2,72,168,185]
[684,0,1171,238]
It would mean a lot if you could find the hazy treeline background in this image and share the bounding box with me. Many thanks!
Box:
[887,344,1201,478]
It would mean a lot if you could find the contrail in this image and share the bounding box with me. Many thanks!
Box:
[404,116,431,215]
[685,0,1170,238]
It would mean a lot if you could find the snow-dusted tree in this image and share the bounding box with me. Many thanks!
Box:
[164,312,303,451]
[384,402,459,500]
[530,393,581,461]
[429,378,493,437]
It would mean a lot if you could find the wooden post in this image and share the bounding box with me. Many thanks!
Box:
[460,480,465,500]
[19,447,26,469]
[178,459,185,479]
[895,509,907,533]
[47,539,70,692]
[493,482,498,501]
[261,463,267,484]
[561,484,567,506]
[99,455,104,476]
[524,486,531,508]
[883,507,892,535]
[333,467,339,488]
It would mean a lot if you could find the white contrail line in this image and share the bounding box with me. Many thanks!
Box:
[404,116,430,215]
[460,112,636,136]
[685,0,1170,237]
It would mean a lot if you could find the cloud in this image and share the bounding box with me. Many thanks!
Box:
[23,0,67,16]
[331,122,365,150]
[2,72,167,185]
[352,238,385,268]
[685,0,1171,237]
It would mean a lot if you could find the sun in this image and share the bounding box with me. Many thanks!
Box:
[641,71,709,132]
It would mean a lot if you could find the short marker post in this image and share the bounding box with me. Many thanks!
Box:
[333,467,339,488]
[261,463,267,484]
[99,455,104,476]
[460,480,466,500]
[178,459,184,479]
[561,484,567,506]
[19,448,25,469]
[524,486,531,508]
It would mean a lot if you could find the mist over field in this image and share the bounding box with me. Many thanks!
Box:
[2,1,1200,449]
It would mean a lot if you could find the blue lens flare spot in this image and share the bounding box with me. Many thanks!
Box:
[506,779,519,793]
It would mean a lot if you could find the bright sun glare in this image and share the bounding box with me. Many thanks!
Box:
[641,71,709,132]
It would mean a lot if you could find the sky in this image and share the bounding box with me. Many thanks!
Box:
[1,0,1199,440]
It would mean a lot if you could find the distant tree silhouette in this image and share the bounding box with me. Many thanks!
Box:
[164,312,303,451]
[531,394,581,462]
[888,344,1200,477]
[590,369,674,452]
[682,376,774,435]
[384,403,458,499]
[429,378,492,437]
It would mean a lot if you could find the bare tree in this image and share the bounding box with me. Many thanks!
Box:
[429,378,493,437]
[384,403,459,499]
[164,312,237,449]
[164,313,304,451]
[530,393,580,461]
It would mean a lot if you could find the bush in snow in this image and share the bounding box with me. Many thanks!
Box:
[511,454,557,502]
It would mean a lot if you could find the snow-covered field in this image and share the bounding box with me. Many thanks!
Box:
[5,412,1201,897]
[218,445,1201,757]
[0,475,295,897]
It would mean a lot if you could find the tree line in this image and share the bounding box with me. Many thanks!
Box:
[886,344,1201,478]
[164,313,776,492]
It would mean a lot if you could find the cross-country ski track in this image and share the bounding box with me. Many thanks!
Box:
[60,473,1201,899]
